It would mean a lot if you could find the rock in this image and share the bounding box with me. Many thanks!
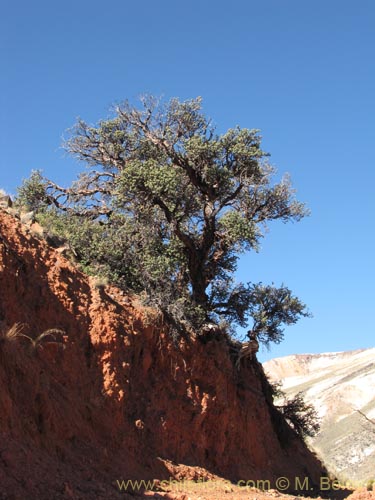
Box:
[264,349,375,484]
[0,193,12,208]
[20,210,35,225]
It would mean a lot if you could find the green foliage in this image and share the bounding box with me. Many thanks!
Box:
[245,284,311,346]
[15,170,50,212]
[268,380,285,399]
[277,391,320,438]
[20,96,309,341]
[269,381,320,439]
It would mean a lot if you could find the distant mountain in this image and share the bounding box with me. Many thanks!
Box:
[263,348,375,485]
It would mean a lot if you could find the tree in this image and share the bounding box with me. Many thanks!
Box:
[20,96,309,340]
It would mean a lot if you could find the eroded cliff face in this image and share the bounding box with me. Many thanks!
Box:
[0,210,326,499]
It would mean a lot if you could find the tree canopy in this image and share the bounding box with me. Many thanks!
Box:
[18,96,310,343]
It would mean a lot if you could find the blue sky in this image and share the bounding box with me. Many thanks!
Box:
[1,0,374,361]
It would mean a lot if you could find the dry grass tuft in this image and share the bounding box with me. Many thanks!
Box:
[0,323,65,351]
[0,323,29,343]
[31,328,65,350]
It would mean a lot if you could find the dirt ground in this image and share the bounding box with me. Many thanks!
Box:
[115,466,375,500]
[140,479,375,500]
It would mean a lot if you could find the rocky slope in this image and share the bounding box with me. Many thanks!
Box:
[264,349,375,485]
[0,209,327,499]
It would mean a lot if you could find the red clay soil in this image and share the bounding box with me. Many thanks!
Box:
[142,482,371,500]
[0,209,330,499]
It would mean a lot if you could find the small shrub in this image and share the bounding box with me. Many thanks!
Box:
[15,170,50,212]
[278,391,320,438]
[268,380,285,399]
[92,275,110,289]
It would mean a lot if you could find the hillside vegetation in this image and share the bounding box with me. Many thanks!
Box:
[0,209,327,499]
